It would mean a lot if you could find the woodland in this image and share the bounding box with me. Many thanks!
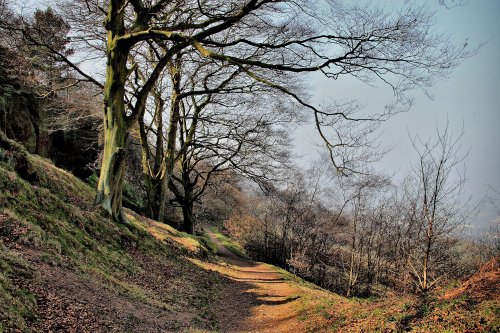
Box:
[0,0,498,332]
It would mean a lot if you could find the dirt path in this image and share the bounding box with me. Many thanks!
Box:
[201,228,307,333]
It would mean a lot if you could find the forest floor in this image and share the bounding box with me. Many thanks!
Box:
[1,133,498,332]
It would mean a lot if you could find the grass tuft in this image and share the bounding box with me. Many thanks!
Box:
[209,227,248,258]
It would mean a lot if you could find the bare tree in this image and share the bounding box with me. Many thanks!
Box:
[4,0,474,224]
[482,186,500,259]
[405,123,476,291]
[333,174,391,296]
[130,41,295,226]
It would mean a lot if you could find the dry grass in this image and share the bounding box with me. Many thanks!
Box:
[1,133,498,332]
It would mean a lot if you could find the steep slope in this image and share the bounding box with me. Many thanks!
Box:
[443,258,499,302]
[0,132,221,332]
[1,131,498,333]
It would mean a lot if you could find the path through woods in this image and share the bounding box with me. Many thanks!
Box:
[200,228,307,333]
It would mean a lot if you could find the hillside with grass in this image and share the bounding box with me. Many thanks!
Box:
[0,131,224,332]
[1,0,499,331]
[1,131,498,332]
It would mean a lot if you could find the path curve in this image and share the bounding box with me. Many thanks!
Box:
[201,228,306,333]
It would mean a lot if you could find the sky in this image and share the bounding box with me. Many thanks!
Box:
[294,0,500,233]
[20,0,499,233]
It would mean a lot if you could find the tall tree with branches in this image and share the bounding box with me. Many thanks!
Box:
[4,0,473,224]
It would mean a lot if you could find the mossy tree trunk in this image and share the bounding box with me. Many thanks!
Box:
[137,57,182,223]
[168,157,197,235]
[139,88,166,221]
[159,57,182,222]
[94,0,131,224]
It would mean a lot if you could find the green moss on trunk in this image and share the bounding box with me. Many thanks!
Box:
[94,0,130,224]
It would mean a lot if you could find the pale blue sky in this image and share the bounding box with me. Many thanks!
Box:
[22,0,499,232]
[296,0,500,232]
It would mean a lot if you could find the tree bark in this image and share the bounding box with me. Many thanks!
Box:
[182,203,195,235]
[139,88,167,221]
[160,57,182,222]
[95,109,128,223]
[95,0,130,224]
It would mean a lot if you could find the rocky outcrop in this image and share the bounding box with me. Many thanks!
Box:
[0,91,48,155]
[0,45,99,179]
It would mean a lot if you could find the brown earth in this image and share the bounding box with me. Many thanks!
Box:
[199,228,307,333]
[443,258,500,302]
[1,220,219,333]
[1,140,497,332]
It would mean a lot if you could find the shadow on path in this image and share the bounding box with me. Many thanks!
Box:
[199,227,306,333]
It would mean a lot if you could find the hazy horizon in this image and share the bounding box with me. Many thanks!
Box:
[294,0,500,235]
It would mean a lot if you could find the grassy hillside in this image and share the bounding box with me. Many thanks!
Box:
[0,131,498,332]
[0,132,221,332]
